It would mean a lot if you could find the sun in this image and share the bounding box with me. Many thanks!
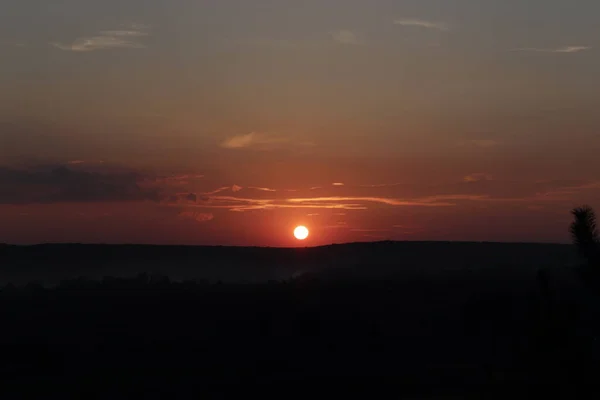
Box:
[293,225,309,240]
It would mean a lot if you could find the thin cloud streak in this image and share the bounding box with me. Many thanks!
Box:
[220,132,314,150]
[359,183,404,188]
[286,196,458,207]
[535,181,600,198]
[393,19,450,31]
[248,186,277,192]
[331,30,365,45]
[511,46,591,53]
[464,173,493,183]
[1,40,26,47]
[51,23,150,52]
[202,185,242,195]
[179,211,214,223]
[163,185,600,213]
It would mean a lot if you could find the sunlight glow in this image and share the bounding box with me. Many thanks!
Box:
[294,225,309,240]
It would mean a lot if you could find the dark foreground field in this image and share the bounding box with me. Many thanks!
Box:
[0,242,599,397]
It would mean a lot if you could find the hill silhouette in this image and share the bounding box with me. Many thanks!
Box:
[0,241,578,286]
[1,240,598,397]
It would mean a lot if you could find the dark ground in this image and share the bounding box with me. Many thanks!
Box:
[0,242,598,397]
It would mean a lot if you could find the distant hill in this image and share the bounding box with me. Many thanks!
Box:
[0,241,579,286]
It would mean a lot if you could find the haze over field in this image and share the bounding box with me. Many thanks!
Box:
[1,0,600,246]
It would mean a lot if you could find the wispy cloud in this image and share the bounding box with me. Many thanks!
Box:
[393,18,450,31]
[153,174,204,186]
[206,196,368,212]
[220,132,314,150]
[511,46,591,54]
[332,182,345,186]
[1,40,26,47]
[179,211,214,223]
[202,186,230,195]
[286,196,458,207]
[51,23,150,52]
[323,224,350,230]
[64,160,108,168]
[220,132,286,149]
[0,165,160,204]
[162,192,198,205]
[202,185,241,195]
[463,173,493,183]
[359,183,404,188]
[175,192,504,213]
[170,187,593,212]
[248,186,277,192]
[331,30,365,45]
[534,181,600,198]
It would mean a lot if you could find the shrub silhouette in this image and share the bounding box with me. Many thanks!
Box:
[570,206,600,267]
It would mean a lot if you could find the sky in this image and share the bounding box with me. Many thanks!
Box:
[1,0,600,246]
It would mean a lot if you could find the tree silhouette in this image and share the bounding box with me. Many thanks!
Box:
[570,206,599,267]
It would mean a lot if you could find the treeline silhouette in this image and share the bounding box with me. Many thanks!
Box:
[0,207,599,397]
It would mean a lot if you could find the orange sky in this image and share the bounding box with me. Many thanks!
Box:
[1,0,600,245]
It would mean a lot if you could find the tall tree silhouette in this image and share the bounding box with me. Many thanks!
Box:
[570,206,599,266]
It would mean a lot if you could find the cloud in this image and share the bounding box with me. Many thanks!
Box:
[220,132,314,150]
[248,186,277,192]
[463,173,493,183]
[323,224,350,230]
[203,186,231,195]
[202,185,244,195]
[0,166,160,204]
[286,196,459,207]
[165,192,199,204]
[179,211,214,223]
[1,40,26,47]
[173,191,509,213]
[193,195,368,212]
[220,132,287,149]
[534,181,600,198]
[51,23,150,52]
[332,182,345,186]
[511,46,591,53]
[170,178,600,214]
[359,183,404,188]
[153,174,204,186]
[331,30,365,45]
[393,19,450,31]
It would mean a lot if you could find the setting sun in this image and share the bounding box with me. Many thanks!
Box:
[293,226,309,240]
